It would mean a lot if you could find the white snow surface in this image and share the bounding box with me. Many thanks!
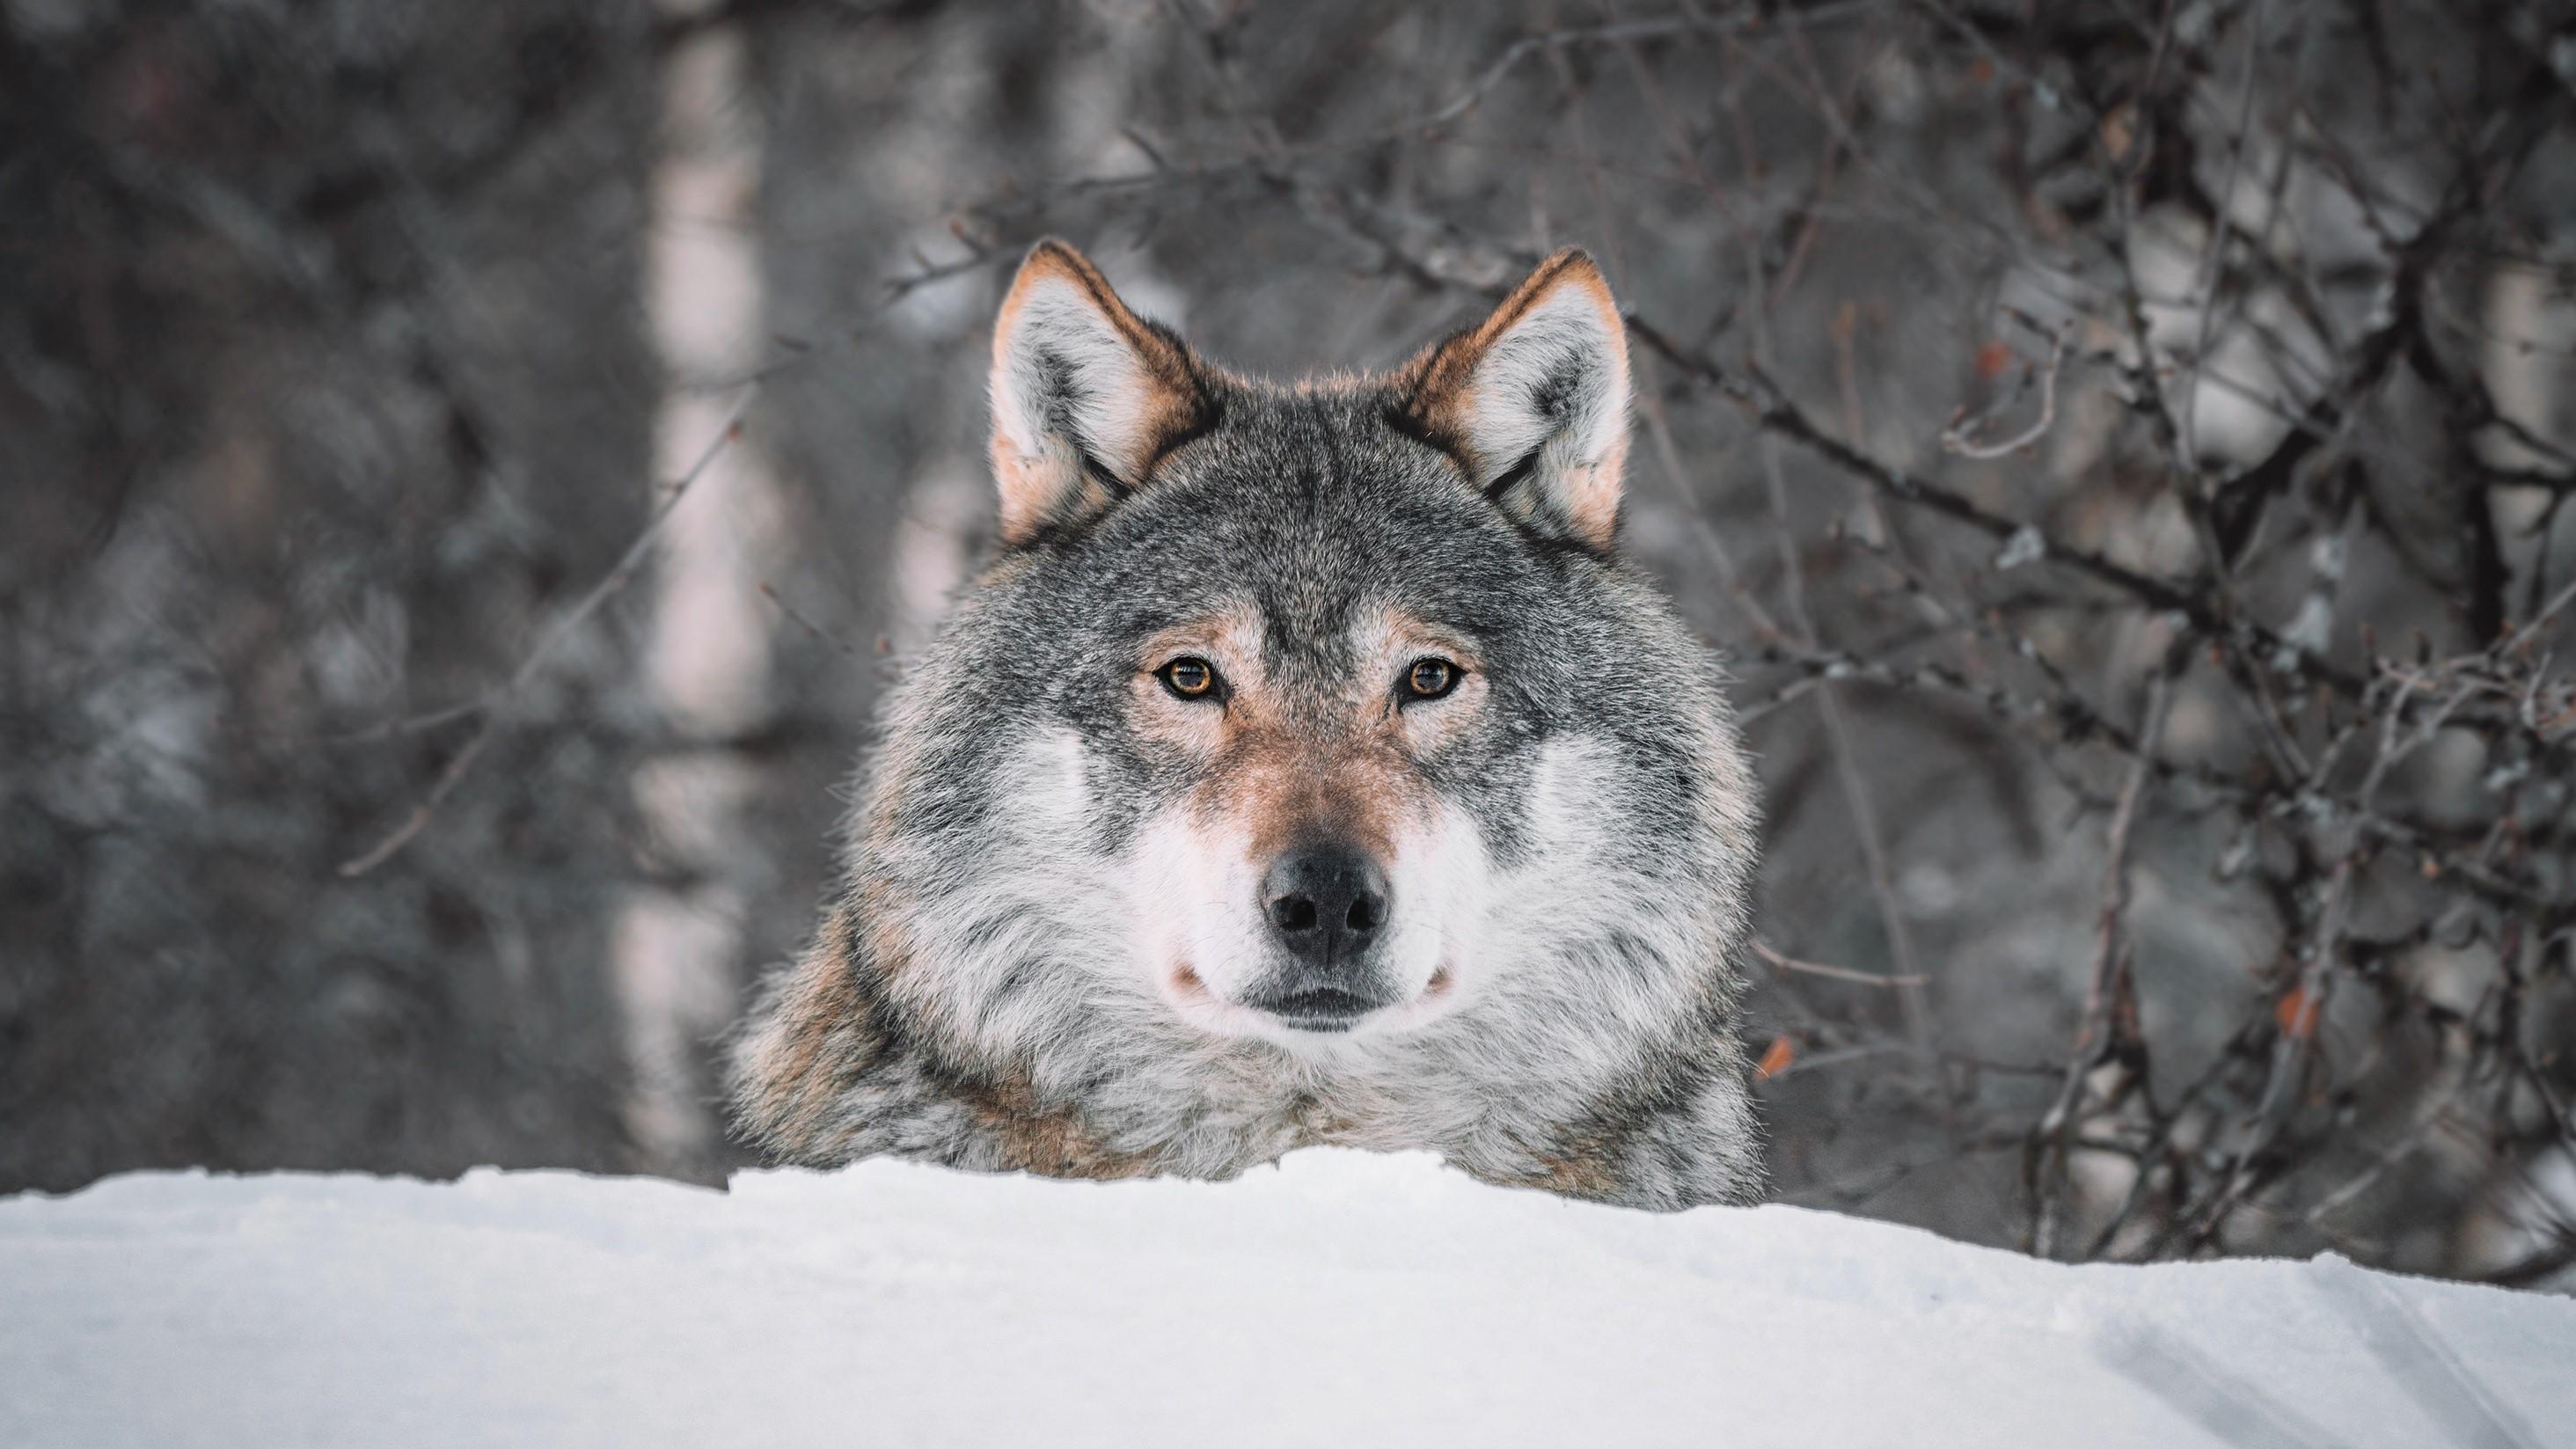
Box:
[3,1148,2570,1448]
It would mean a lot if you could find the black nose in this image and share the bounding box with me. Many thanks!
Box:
[1261,840,1391,969]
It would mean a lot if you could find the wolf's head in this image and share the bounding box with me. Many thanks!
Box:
[735,242,1762,1204]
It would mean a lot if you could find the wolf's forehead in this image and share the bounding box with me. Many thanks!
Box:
[1078,392,1541,644]
[1137,590,1446,674]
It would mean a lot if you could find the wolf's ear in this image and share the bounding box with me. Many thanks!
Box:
[1394,249,1632,549]
[987,240,1216,546]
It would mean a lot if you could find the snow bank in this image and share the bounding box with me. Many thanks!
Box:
[3,1149,2568,1448]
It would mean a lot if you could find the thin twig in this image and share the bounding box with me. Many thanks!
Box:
[1755,940,1930,988]
[1940,323,2073,459]
[338,393,757,876]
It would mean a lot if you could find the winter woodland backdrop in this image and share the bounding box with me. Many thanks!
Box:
[4,0,2573,1284]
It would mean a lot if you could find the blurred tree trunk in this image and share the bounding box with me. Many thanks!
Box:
[0,4,661,1189]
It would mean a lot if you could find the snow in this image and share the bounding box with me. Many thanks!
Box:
[3,1150,2569,1448]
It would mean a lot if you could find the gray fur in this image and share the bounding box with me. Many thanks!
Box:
[728,246,1766,1209]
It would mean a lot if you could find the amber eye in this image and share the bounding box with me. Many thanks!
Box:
[1158,656,1220,699]
[1402,656,1461,701]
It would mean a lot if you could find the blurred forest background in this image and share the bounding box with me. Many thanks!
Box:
[4,0,2573,1285]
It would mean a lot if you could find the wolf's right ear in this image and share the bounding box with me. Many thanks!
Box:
[1394,249,1632,550]
[987,240,1217,546]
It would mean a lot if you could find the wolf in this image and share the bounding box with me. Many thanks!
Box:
[728,240,1766,1208]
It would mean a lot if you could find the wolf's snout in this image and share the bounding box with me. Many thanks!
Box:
[1260,840,1390,968]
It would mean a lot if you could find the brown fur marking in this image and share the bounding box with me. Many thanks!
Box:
[741,905,876,1155]
[1525,1149,1627,1201]
[963,1074,1161,1180]
[1130,604,1460,862]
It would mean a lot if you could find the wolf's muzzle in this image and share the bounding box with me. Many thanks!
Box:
[1251,840,1394,1029]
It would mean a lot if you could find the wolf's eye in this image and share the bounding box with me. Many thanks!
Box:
[1401,657,1461,701]
[1158,656,1221,699]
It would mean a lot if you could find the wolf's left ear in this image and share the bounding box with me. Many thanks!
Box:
[987,240,1218,546]
[1394,249,1632,549]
